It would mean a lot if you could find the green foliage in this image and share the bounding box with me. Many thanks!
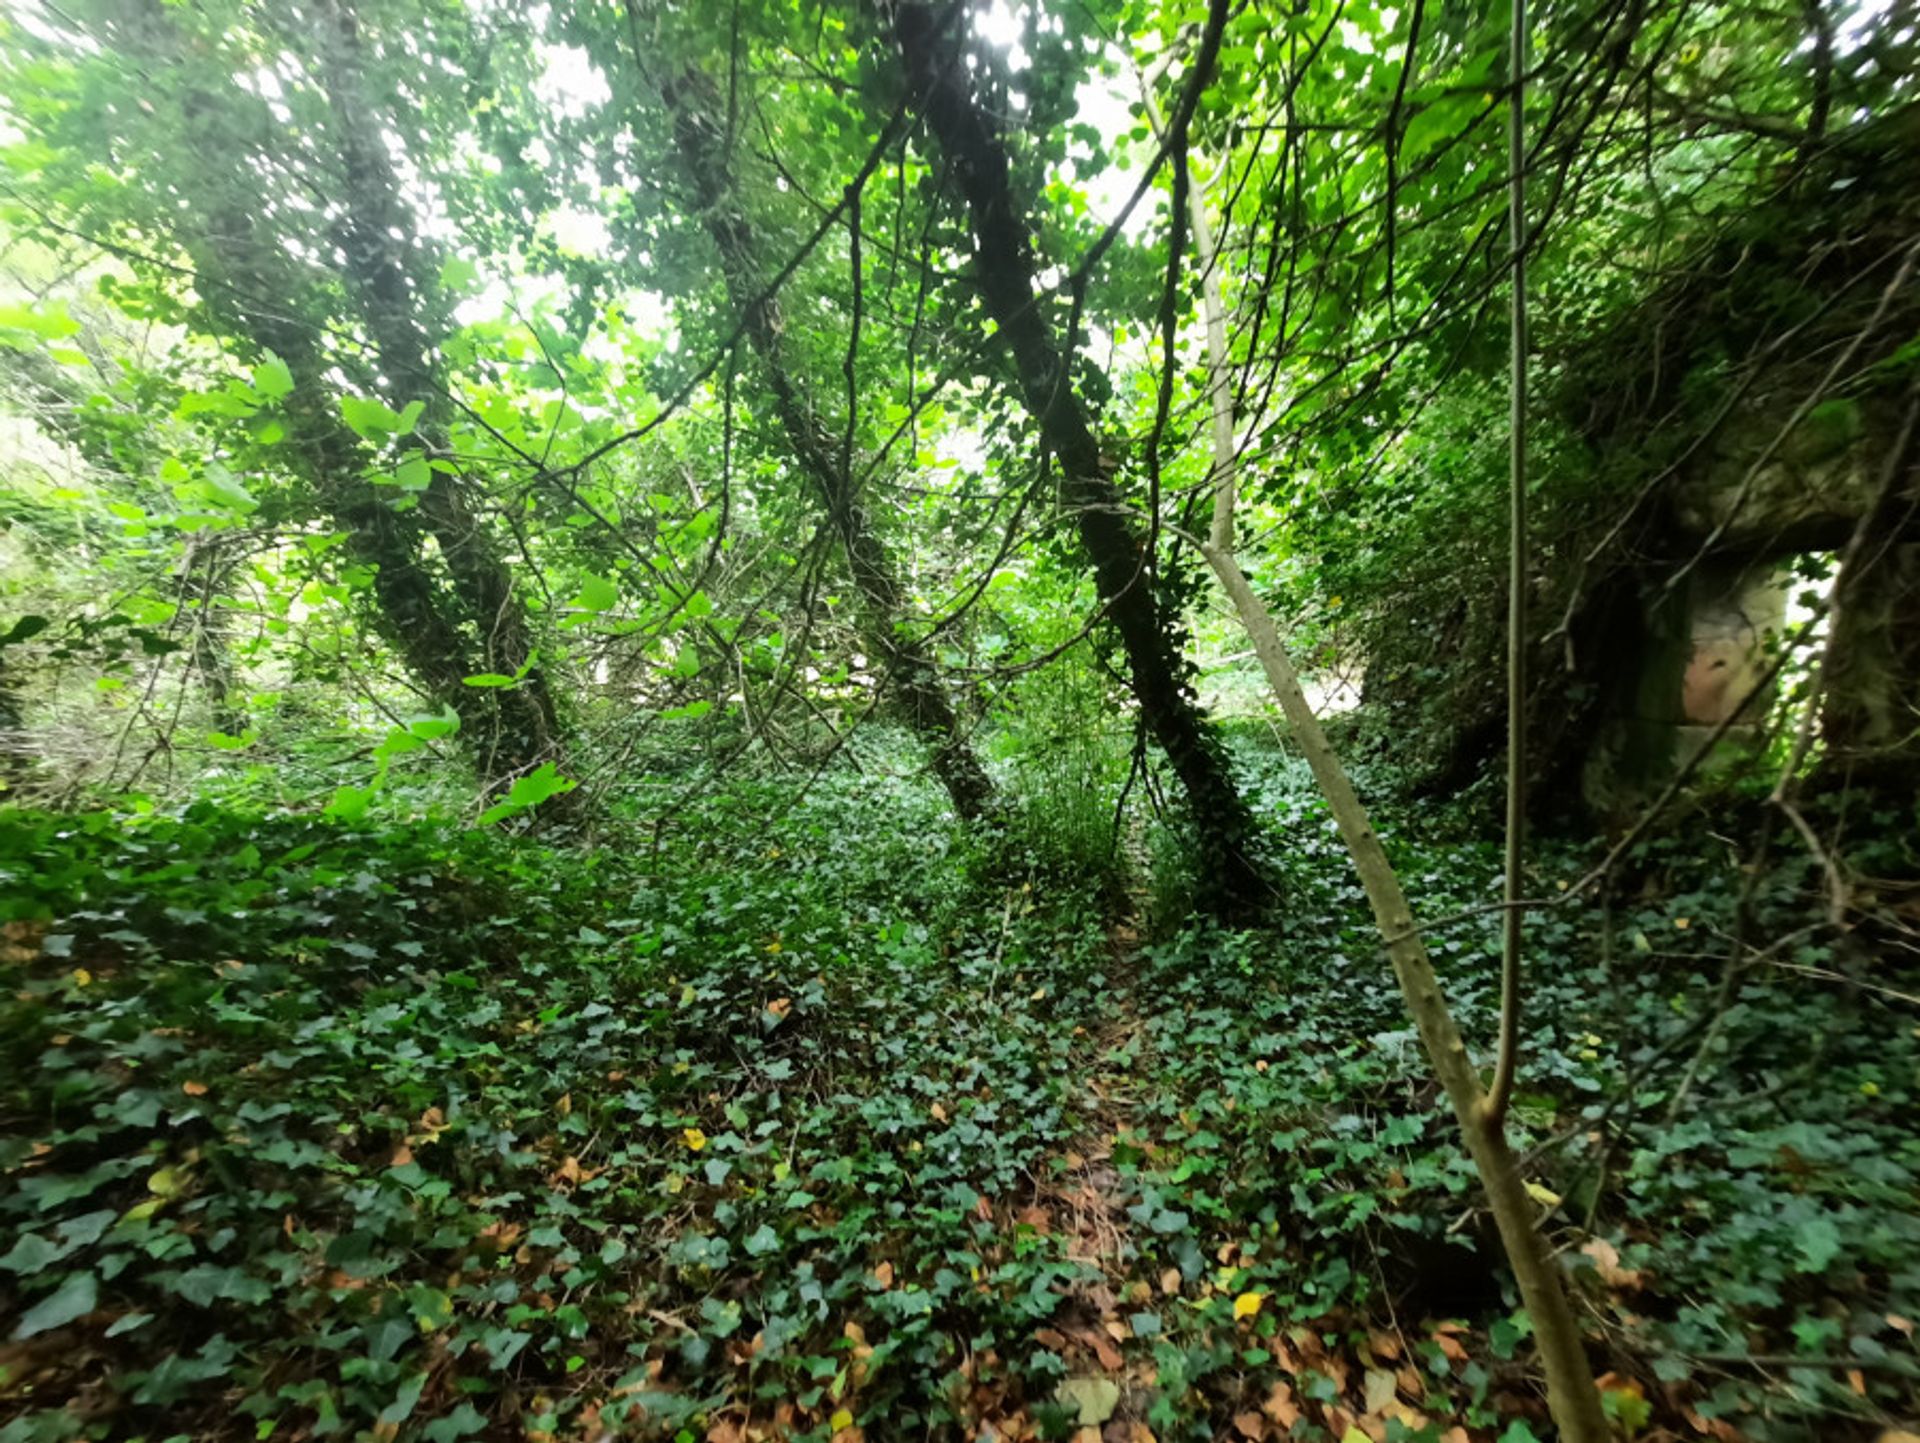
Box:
[3,750,1912,1440]
[0,779,1121,1440]
[1,0,1916,1439]
[990,656,1131,893]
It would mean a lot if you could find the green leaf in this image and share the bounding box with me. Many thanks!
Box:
[1402,94,1483,165]
[202,462,259,513]
[1381,1115,1423,1146]
[341,394,403,441]
[1795,1215,1841,1273]
[743,1225,780,1257]
[439,255,480,292]
[0,615,49,648]
[422,1402,487,1442]
[380,1372,429,1426]
[394,455,433,492]
[478,763,578,826]
[405,710,461,742]
[0,299,81,341]
[325,783,378,822]
[251,354,294,400]
[0,1233,65,1274]
[13,1271,97,1339]
[574,574,618,613]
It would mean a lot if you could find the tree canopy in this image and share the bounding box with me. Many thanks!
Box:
[1,0,1917,1440]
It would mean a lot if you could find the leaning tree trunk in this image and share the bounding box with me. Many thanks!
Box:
[316,0,568,790]
[1150,16,1609,1433]
[110,0,567,802]
[892,5,1266,911]
[655,62,995,820]
[181,203,534,787]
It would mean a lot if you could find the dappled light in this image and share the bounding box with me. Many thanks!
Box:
[2,1,1917,1440]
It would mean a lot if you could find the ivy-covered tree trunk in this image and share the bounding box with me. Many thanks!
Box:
[315,0,569,791]
[104,0,567,800]
[655,64,996,821]
[892,6,1266,909]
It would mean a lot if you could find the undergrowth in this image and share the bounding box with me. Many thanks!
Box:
[1,742,1915,1443]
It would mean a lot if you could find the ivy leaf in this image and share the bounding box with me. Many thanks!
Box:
[422,1402,487,1442]
[743,1225,780,1257]
[13,1271,97,1339]
[1796,1216,1841,1273]
[379,1372,429,1426]
[0,1233,65,1274]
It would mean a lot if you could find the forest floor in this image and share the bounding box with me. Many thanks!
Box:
[2,737,1917,1443]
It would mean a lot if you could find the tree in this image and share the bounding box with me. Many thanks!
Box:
[650,56,996,819]
[891,1,1269,914]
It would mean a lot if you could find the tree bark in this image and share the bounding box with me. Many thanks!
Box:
[102,0,567,800]
[315,0,568,791]
[892,6,1266,909]
[656,63,996,820]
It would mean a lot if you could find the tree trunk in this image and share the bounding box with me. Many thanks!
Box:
[315,0,568,791]
[1203,550,1609,1443]
[892,6,1266,909]
[656,63,996,821]
[1158,83,1608,1436]
[106,0,566,801]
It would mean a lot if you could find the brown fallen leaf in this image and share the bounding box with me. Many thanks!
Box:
[1231,1411,1266,1439]
[181,1080,209,1096]
[871,1260,894,1289]
[389,1143,414,1168]
[1159,1268,1182,1296]
[1684,1408,1742,1440]
[1261,1381,1300,1429]
[1580,1236,1645,1290]
[1078,1328,1124,1372]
